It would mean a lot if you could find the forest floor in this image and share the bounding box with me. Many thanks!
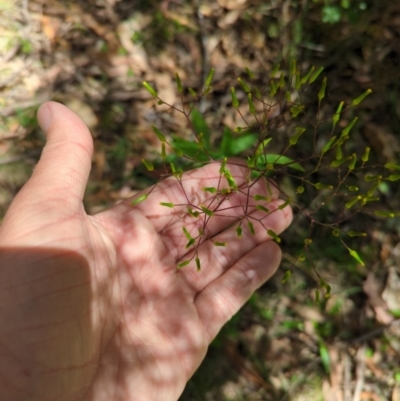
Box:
[1,0,400,400]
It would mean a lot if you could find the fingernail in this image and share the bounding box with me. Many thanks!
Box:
[37,103,53,132]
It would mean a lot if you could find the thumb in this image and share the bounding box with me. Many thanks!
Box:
[15,101,93,212]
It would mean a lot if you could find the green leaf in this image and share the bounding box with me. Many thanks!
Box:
[213,241,227,247]
[175,73,183,93]
[289,127,306,146]
[351,89,372,106]
[131,194,148,206]
[152,125,166,142]
[290,105,304,118]
[161,143,166,159]
[160,202,174,208]
[257,154,305,172]
[171,137,211,162]
[319,342,330,374]
[143,81,158,97]
[204,68,215,91]
[290,59,297,76]
[308,66,324,83]
[318,77,327,103]
[282,270,292,284]
[221,127,258,157]
[195,257,201,271]
[142,159,154,171]
[191,109,211,149]
[270,64,280,77]
[236,226,242,238]
[348,248,365,266]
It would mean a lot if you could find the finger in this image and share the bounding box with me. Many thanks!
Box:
[179,200,292,292]
[14,102,93,211]
[195,241,282,342]
[120,161,279,233]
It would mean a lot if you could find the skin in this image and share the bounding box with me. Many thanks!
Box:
[0,102,292,401]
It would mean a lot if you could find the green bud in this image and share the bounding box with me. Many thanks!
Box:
[351,89,372,106]
[143,81,158,98]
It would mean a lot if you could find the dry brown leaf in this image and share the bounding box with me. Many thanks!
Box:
[217,0,248,11]
[40,15,61,43]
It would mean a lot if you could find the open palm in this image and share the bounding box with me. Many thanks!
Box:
[0,102,292,401]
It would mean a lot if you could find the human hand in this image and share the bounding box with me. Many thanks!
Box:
[0,102,292,401]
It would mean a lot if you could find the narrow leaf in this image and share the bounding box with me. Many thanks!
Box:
[384,163,400,170]
[195,257,201,271]
[213,241,227,247]
[236,226,242,238]
[247,93,256,114]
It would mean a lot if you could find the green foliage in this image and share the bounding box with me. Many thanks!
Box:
[133,62,397,297]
